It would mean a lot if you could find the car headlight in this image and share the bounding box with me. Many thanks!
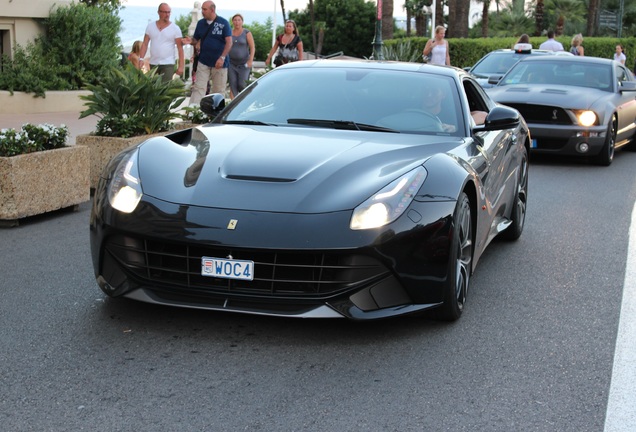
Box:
[350,166,427,230]
[107,149,142,213]
[576,110,597,127]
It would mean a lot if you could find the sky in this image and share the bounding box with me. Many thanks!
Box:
[121,0,405,14]
[122,0,340,12]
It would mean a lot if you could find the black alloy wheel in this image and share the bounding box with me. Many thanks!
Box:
[595,117,616,166]
[502,147,528,241]
[436,192,473,321]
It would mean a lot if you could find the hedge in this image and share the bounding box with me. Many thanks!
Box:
[384,36,636,70]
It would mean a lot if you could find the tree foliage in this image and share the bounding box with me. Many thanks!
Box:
[0,3,121,95]
[289,0,376,58]
[42,3,122,89]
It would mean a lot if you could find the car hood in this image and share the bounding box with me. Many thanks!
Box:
[136,125,463,213]
[487,85,606,108]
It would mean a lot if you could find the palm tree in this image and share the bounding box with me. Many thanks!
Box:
[544,0,586,35]
[587,0,600,35]
[382,0,394,41]
[534,0,545,36]
[404,0,431,36]
[479,0,490,37]
[448,0,469,38]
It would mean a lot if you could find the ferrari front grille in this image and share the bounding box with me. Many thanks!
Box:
[105,234,390,298]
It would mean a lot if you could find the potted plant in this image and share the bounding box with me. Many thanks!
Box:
[0,123,89,226]
[76,65,188,189]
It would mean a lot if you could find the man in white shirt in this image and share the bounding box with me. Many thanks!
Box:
[539,30,564,52]
[140,3,185,82]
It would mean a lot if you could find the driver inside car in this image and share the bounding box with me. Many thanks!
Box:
[422,86,457,133]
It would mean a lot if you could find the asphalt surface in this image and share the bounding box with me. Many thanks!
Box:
[1,112,635,430]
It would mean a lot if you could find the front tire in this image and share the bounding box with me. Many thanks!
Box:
[501,147,528,241]
[594,117,616,166]
[436,192,473,321]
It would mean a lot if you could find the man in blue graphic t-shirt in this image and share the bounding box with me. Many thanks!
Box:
[188,0,232,104]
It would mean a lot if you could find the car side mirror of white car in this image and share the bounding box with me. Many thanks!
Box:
[488,75,503,86]
[619,81,636,92]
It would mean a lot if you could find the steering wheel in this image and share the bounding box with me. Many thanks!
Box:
[377,109,445,132]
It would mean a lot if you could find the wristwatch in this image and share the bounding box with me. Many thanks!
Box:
[220,56,226,60]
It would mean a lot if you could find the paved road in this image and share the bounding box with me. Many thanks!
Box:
[1,150,635,431]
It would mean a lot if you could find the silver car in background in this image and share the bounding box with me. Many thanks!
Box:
[487,55,636,165]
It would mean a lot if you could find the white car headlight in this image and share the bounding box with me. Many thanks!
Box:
[108,150,142,213]
[350,166,427,230]
[576,110,597,127]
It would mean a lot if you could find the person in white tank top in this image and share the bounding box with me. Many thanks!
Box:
[423,25,450,66]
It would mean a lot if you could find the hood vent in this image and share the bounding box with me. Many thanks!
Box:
[226,174,296,182]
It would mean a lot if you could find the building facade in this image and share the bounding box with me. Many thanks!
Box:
[1,0,70,59]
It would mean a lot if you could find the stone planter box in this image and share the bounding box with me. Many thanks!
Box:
[76,122,197,190]
[0,145,90,226]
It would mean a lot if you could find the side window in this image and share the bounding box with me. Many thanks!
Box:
[463,79,490,125]
[615,65,633,85]
[615,65,627,84]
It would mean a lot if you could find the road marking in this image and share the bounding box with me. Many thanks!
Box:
[604,201,636,431]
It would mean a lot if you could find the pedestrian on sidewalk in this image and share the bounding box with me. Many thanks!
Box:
[187,1,232,105]
[139,2,185,82]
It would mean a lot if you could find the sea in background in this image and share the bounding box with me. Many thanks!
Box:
[119,5,276,49]
[118,5,408,50]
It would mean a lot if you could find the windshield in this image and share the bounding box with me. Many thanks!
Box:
[471,51,547,76]
[217,67,465,136]
[499,60,613,92]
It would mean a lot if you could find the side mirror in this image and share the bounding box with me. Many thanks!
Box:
[475,105,521,131]
[488,75,503,86]
[200,93,226,117]
[619,81,636,92]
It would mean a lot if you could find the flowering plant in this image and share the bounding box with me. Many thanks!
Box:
[0,123,69,157]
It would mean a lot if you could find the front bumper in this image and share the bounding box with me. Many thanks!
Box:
[528,123,607,156]
[90,192,457,320]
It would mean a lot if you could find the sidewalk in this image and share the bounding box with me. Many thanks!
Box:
[0,94,193,146]
[0,111,99,146]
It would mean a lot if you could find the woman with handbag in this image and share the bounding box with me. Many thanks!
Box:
[265,19,303,67]
[423,26,450,66]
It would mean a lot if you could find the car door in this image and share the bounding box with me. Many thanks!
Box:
[613,63,636,142]
[463,78,517,245]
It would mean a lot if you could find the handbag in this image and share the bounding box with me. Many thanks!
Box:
[422,55,430,64]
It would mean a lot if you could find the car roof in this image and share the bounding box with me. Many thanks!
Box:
[280,59,466,78]
[515,55,615,65]
[488,48,553,55]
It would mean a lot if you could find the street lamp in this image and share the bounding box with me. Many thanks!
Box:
[372,0,383,60]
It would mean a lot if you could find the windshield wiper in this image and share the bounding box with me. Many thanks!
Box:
[287,118,398,133]
[223,120,277,126]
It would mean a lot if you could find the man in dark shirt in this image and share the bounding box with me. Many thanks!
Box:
[188,1,232,104]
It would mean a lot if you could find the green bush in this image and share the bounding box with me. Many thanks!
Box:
[0,43,73,97]
[42,2,122,89]
[80,64,187,137]
[384,36,636,70]
[0,124,69,157]
[0,2,121,96]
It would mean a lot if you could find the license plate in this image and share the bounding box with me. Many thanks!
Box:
[201,256,254,281]
[531,138,538,149]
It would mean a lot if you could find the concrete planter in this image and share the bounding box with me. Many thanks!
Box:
[0,145,90,226]
[76,122,197,190]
